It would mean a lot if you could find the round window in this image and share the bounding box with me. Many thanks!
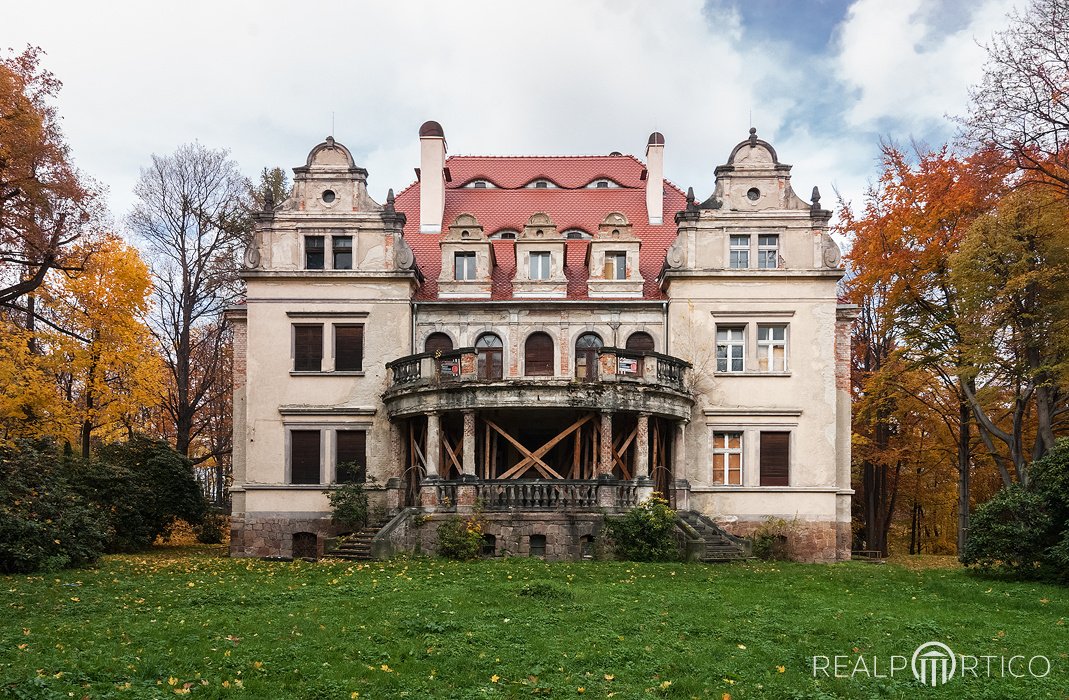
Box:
[322,189,336,204]
[746,187,760,201]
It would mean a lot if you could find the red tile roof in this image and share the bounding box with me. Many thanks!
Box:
[393,154,685,301]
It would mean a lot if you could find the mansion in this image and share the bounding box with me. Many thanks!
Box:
[228,122,855,562]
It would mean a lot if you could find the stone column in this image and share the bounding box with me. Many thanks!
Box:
[598,411,614,477]
[634,413,654,502]
[424,411,441,480]
[671,420,690,511]
[462,411,477,478]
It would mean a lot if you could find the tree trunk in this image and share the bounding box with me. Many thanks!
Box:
[956,398,971,557]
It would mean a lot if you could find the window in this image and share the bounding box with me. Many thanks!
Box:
[595,180,609,188]
[305,236,325,270]
[424,332,453,353]
[625,332,655,352]
[336,430,367,483]
[490,230,517,240]
[564,229,591,240]
[529,534,547,556]
[579,534,595,558]
[292,532,318,559]
[476,333,503,380]
[332,236,353,269]
[454,252,477,280]
[729,234,750,268]
[481,534,497,557]
[757,325,787,372]
[530,252,551,280]
[472,180,488,189]
[713,432,743,485]
[533,180,549,189]
[575,333,603,380]
[760,431,790,486]
[758,234,779,269]
[294,325,323,372]
[603,252,627,280]
[290,430,320,484]
[334,324,364,371]
[524,332,554,376]
[716,327,745,372]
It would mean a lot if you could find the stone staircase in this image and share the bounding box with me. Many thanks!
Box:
[677,510,752,562]
[327,520,388,561]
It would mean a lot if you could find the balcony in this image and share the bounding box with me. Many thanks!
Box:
[383,347,693,420]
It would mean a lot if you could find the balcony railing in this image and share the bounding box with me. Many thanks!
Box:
[386,347,689,392]
[431,479,641,511]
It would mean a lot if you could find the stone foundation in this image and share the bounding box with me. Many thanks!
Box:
[721,519,848,563]
[229,516,339,559]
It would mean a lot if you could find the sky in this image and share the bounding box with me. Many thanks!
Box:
[2,0,1019,232]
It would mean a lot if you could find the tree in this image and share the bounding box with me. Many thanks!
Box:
[960,0,1069,197]
[952,187,1069,479]
[39,234,163,458]
[129,143,248,460]
[0,46,96,310]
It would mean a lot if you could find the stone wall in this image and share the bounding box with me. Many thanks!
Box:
[722,519,846,563]
[229,516,337,559]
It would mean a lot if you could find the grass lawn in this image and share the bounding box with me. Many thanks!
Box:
[2,547,1066,699]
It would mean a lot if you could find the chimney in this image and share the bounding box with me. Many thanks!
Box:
[418,120,447,233]
[645,132,665,225]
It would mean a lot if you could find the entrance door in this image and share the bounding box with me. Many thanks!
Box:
[476,333,503,380]
[575,333,603,381]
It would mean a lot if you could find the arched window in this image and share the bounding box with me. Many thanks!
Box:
[524,332,554,376]
[424,332,453,354]
[476,333,503,380]
[575,333,603,381]
[625,332,655,352]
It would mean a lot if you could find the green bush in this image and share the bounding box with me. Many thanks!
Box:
[605,495,679,562]
[962,438,1069,583]
[328,478,371,530]
[435,513,484,560]
[195,512,228,544]
[751,517,791,560]
[0,441,109,573]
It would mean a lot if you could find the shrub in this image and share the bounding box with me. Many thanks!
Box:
[435,512,484,560]
[0,441,109,573]
[328,478,372,530]
[751,517,791,561]
[194,512,228,544]
[962,438,1069,583]
[605,495,679,562]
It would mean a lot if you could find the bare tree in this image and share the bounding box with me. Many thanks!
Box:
[129,143,248,460]
[960,0,1069,194]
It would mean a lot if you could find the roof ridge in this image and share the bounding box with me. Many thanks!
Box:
[447,154,640,160]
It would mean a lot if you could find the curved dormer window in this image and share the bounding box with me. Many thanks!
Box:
[465,179,494,189]
[564,229,591,240]
[586,179,618,189]
[526,179,557,189]
[490,230,518,240]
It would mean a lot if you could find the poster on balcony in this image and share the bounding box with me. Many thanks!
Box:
[618,358,638,374]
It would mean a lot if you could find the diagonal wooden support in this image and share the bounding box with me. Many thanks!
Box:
[483,418,562,479]
[508,413,595,476]
[442,432,462,474]
[612,426,638,479]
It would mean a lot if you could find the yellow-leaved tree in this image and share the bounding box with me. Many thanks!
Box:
[40,233,164,457]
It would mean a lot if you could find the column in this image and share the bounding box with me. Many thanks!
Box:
[634,413,650,480]
[672,420,690,511]
[462,411,477,478]
[424,411,440,480]
[598,411,614,477]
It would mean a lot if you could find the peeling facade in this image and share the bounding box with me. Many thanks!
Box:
[229,124,856,563]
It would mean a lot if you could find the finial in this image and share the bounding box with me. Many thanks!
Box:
[385,188,396,213]
[326,135,335,147]
[748,127,758,146]
[811,186,821,209]
[686,186,699,212]
[263,187,274,211]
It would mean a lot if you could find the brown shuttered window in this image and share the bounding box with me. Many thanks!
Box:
[335,324,364,372]
[524,332,554,376]
[290,430,321,484]
[424,332,453,353]
[336,430,367,483]
[294,325,323,372]
[625,331,655,352]
[760,431,790,486]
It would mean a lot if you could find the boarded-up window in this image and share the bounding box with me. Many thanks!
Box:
[575,333,603,380]
[603,252,626,279]
[625,332,655,352]
[336,430,367,483]
[524,332,554,376]
[294,325,323,372]
[291,430,321,484]
[335,325,364,371]
[760,431,790,486]
[424,332,453,353]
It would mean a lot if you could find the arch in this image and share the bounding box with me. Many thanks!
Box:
[475,332,503,380]
[524,331,555,376]
[424,332,454,354]
[601,212,629,226]
[574,332,603,381]
[481,533,497,557]
[303,136,357,169]
[579,534,595,559]
[292,532,318,560]
[625,331,655,352]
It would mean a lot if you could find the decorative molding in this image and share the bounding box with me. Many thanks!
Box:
[703,408,803,417]
[279,405,377,416]
[286,311,370,318]
[711,310,795,318]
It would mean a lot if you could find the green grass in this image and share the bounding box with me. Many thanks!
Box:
[1,548,1066,699]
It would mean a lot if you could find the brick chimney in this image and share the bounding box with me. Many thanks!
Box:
[418,120,447,233]
[645,132,665,225]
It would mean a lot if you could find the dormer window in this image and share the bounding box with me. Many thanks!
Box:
[564,230,591,240]
[454,252,477,280]
[490,230,518,240]
[530,252,551,280]
[305,236,325,270]
[534,181,548,189]
[604,252,627,280]
[526,179,557,189]
[465,179,494,189]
